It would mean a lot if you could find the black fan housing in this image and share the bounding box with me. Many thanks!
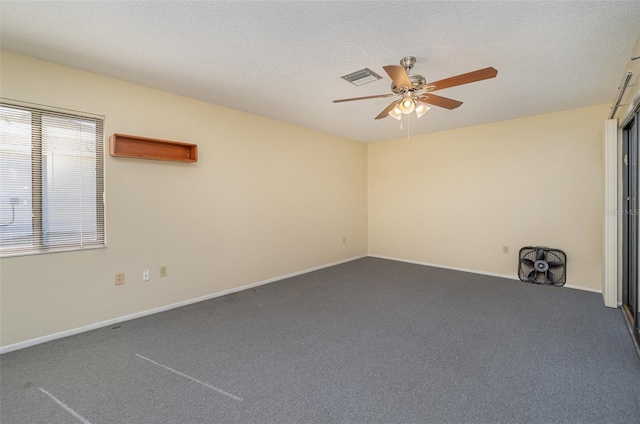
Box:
[518,246,566,286]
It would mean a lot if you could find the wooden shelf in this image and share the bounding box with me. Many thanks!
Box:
[109,133,197,162]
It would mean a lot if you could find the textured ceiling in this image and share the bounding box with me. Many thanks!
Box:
[1,1,640,143]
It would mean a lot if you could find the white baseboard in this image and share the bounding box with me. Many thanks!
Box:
[2,253,603,354]
[563,284,603,294]
[368,254,603,294]
[0,255,367,355]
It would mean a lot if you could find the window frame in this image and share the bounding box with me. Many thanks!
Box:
[0,98,105,258]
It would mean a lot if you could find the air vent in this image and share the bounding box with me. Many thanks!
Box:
[341,68,382,86]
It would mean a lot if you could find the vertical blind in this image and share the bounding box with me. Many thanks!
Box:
[0,101,104,257]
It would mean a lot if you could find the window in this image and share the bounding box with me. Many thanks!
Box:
[0,101,104,257]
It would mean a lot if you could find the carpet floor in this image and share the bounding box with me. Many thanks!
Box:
[1,257,639,423]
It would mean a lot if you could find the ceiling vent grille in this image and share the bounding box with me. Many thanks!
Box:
[341,68,382,86]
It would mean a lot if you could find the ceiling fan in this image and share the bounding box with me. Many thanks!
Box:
[333,56,498,120]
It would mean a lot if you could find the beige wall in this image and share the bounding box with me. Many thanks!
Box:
[0,51,368,347]
[0,49,612,349]
[369,104,609,291]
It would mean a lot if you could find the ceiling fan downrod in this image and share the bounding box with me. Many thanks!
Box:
[399,56,416,75]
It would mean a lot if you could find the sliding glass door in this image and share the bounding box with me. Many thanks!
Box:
[623,111,639,343]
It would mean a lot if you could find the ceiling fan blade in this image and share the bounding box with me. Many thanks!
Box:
[527,270,537,281]
[427,67,498,92]
[547,270,558,284]
[333,93,397,103]
[375,100,400,120]
[383,65,412,91]
[536,249,546,261]
[418,93,463,110]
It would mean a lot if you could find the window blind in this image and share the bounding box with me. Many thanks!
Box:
[0,101,104,257]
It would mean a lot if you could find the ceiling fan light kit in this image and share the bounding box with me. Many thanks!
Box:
[415,102,430,118]
[389,105,402,120]
[334,56,498,121]
[399,96,416,114]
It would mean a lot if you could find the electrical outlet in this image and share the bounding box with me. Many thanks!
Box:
[115,273,124,285]
[159,265,167,277]
[142,270,150,282]
[502,245,510,254]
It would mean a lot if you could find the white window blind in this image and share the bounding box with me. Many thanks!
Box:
[0,101,104,257]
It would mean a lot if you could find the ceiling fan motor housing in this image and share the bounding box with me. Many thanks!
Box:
[518,246,567,286]
[391,56,427,94]
[391,74,427,94]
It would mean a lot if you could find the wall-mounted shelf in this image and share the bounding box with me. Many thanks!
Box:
[109,133,198,162]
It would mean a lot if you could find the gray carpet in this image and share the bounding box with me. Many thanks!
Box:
[1,257,639,423]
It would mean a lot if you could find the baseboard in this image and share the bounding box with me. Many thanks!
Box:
[368,254,603,294]
[0,254,367,355]
[562,284,603,294]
